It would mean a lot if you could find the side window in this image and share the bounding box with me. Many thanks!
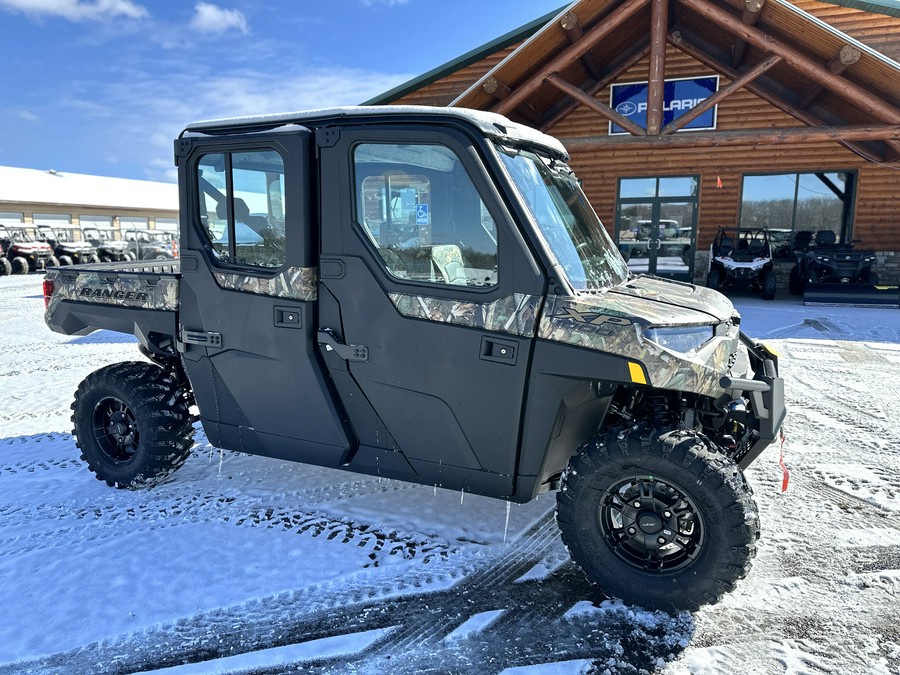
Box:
[197,150,286,269]
[353,143,498,287]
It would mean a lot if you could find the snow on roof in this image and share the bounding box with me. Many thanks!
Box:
[0,165,178,212]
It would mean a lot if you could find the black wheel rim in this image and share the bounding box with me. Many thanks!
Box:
[598,476,704,573]
[91,396,140,463]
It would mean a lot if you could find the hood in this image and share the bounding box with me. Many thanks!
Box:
[537,276,741,398]
[12,241,52,254]
[61,242,96,253]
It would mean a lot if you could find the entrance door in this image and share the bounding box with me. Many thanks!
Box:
[316,128,545,497]
[615,176,698,282]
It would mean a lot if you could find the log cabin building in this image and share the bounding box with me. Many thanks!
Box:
[366,0,900,288]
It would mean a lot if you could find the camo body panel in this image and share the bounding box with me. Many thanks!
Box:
[213,266,318,301]
[603,275,736,323]
[539,294,739,397]
[389,292,542,338]
[44,266,180,321]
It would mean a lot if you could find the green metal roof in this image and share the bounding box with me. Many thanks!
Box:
[821,0,900,19]
[362,5,566,105]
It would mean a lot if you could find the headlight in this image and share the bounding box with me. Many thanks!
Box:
[643,325,713,355]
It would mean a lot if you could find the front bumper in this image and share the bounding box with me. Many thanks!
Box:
[720,331,787,468]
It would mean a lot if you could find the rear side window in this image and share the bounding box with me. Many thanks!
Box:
[197,150,286,268]
[353,143,498,288]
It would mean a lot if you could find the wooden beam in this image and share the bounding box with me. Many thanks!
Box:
[680,0,900,124]
[482,76,544,126]
[539,44,651,132]
[646,0,669,135]
[545,73,648,136]
[561,123,900,150]
[660,53,783,135]
[560,11,603,81]
[731,0,765,68]
[668,31,887,161]
[492,0,648,117]
[797,45,861,109]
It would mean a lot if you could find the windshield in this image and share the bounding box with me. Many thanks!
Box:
[497,146,629,292]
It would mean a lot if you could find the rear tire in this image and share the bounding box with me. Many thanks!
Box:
[556,425,759,612]
[59,255,74,266]
[47,255,60,268]
[706,268,721,290]
[72,362,194,488]
[0,257,11,276]
[11,256,28,274]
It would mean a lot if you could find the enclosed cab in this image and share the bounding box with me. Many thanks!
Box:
[44,106,785,612]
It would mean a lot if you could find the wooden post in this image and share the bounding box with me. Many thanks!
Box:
[561,124,900,150]
[646,0,669,135]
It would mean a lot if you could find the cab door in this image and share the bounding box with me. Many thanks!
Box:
[316,126,545,497]
[176,129,351,466]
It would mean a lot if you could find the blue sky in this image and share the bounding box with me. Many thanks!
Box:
[0,0,562,183]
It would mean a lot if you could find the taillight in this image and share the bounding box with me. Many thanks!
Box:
[42,278,54,308]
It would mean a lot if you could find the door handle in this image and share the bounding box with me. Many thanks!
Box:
[317,329,369,363]
[480,336,517,365]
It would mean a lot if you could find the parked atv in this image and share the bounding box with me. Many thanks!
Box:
[706,227,776,300]
[82,226,131,262]
[37,225,99,266]
[790,229,878,291]
[0,224,56,273]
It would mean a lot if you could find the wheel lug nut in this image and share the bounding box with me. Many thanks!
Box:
[627,527,636,535]
[657,537,666,545]
[633,501,641,508]
[663,511,671,518]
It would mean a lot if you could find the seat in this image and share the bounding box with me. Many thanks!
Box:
[815,229,837,248]
[430,244,467,285]
[717,237,733,257]
[793,230,813,251]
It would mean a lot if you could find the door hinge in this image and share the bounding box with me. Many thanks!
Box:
[178,329,223,351]
[317,329,368,363]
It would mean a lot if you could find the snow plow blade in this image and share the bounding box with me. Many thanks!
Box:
[803,283,900,307]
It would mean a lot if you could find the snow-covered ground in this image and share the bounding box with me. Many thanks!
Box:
[1,275,899,675]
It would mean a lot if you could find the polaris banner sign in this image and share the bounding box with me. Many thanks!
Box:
[609,76,719,135]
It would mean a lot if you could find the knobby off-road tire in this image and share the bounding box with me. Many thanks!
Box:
[557,425,759,612]
[760,269,776,301]
[11,256,28,274]
[72,362,194,488]
[705,268,721,290]
[58,255,74,266]
[0,257,11,276]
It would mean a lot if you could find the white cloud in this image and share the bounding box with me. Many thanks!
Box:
[189,2,248,35]
[18,110,39,122]
[360,0,410,6]
[0,0,148,21]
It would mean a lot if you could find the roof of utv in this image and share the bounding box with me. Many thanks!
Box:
[181,105,568,160]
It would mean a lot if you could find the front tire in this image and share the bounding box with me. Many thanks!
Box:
[11,256,28,274]
[58,255,74,266]
[556,426,759,612]
[0,257,11,276]
[705,267,722,290]
[72,362,194,488]
[760,269,776,300]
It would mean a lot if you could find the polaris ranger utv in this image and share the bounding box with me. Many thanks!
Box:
[43,106,785,612]
[1,224,55,273]
[37,224,99,266]
[81,225,131,263]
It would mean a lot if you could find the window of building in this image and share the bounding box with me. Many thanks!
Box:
[197,150,286,269]
[353,143,498,287]
[740,171,856,258]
